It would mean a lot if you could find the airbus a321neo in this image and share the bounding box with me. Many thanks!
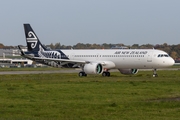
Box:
[18,24,175,77]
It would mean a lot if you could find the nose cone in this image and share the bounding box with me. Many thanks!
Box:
[157,57,175,68]
[167,57,175,66]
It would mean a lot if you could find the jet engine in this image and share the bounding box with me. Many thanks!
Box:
[118,69,138,75]
[84,63,103,74]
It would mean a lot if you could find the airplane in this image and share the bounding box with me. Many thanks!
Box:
[18,24,175,77]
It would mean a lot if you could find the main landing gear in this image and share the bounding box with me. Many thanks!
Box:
[78,71,111,77]
[102,68,110,77]
[153,69,158,77]
[79,71,87,77]
[102,71,110,77]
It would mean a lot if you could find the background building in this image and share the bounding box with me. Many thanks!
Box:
[0,47,34,67]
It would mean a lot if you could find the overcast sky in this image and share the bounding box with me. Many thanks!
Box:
[0,0,180,46]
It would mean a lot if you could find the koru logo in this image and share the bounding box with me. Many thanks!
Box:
[27,31,37,49]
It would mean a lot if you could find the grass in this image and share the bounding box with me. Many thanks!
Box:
[0,70,180,119]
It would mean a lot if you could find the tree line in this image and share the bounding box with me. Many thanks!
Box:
[46,42,180,60]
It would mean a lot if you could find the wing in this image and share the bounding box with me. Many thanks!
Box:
[32,57,114,69]
[33,57,87,64]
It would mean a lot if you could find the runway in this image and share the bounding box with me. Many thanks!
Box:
[0,68,179,75]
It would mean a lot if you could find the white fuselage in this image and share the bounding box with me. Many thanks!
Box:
[42,49,174,69]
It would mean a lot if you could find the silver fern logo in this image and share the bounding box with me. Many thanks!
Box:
[27,31,37,49]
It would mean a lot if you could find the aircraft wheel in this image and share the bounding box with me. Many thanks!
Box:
[153,74,158,77]
[102,72,107,77]
[107,72,110,77]
[102,72,110,77]
[79,72,87,77]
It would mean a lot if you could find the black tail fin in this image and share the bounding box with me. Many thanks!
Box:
[24,24,47,52]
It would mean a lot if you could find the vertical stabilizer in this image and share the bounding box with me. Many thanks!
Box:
[24,24,46,52]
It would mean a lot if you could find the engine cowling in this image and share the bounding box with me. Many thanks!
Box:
[84,63,103,74]
[118,69,138,75]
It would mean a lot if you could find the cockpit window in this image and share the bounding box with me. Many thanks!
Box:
[157,54,169,57]
[164,54,169,57]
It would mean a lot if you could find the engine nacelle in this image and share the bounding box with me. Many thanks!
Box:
[118,69,138,75]
[84,63,103,74]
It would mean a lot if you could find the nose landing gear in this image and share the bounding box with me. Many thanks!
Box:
[153,69,158,77]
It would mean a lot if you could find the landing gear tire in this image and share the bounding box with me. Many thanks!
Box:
[107,72,110,77]
[79,71,87,77]
[102,72,110,77]
[102,72,106,77]
[153,74,158,77]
